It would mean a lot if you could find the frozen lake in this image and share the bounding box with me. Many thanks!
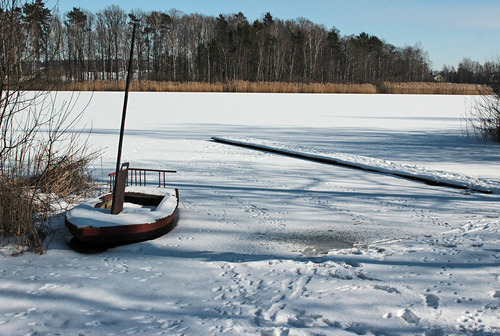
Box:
[1,92,499,335]
[77,92,500,177]
[70,92,499,255]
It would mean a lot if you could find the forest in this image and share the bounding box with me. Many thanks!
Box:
[1,0,499,88]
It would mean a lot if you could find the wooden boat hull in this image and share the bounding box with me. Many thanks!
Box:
[65,188,179,245]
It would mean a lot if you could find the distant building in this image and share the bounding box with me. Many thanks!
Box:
[433,73,445,82]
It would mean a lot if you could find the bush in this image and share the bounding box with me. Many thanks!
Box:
[0,154,95,254]
[0,1,99,254]
[465,84,500,142]
[0,92,98,255]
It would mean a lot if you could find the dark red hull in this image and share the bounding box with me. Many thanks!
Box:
[65,189,179,245]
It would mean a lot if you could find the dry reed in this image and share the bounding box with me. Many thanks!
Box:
[55,80,489,95]
[380,82,489,95]
[59,80,378,94]
[0,155,96,255]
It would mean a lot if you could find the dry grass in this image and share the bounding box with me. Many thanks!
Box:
[55,80,490,95]
[0,155,96,255]
[0,178,42,253]
[59,80,378,94]
[380,82,489,95]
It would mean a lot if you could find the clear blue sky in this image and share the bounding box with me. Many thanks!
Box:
[51,0,500,70]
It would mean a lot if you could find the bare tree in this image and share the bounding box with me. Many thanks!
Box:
[1,0,97,254]
[465,73,500,142]
[298,18,325,82]
[102,5,126,81]
[145,10,170,80]
[65,7,87,81]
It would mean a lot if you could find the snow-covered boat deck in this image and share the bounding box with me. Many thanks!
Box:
[66,186,178,228]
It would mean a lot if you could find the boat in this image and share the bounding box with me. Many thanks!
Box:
[65,185,179,245]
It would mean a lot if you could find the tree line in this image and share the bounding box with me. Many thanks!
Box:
[2,1,440,87]
[440,58,500,85]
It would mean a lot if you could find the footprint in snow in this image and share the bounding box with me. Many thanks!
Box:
[213,293,226,301]
[132,315,155,324]
[159,319,183,330]
[84,320,101,326]
[398,308,420,324]
[425,293,440,309]
[374,284,401,294]
[211,286,222,292]
[133,277,149,282]
[287,314,322,328]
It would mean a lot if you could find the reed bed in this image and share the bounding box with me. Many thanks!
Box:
[57,80,487,95]
[60,80,378,94]
[380,82,489,95]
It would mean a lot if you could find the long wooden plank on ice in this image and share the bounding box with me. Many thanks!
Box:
[211,136,492,194]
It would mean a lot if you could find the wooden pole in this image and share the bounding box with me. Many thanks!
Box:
[111,22,137,215]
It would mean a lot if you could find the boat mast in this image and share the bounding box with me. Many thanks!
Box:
[111,21,137,215]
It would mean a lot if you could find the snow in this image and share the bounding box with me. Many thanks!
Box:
[1,92,499,335]
[65,187,178,228]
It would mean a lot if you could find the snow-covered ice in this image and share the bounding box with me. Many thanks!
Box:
[1,92,499,335]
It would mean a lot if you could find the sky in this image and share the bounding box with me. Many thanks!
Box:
[51,0,500,70]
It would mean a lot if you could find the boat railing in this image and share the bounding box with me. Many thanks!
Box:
[109,164,177,192]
